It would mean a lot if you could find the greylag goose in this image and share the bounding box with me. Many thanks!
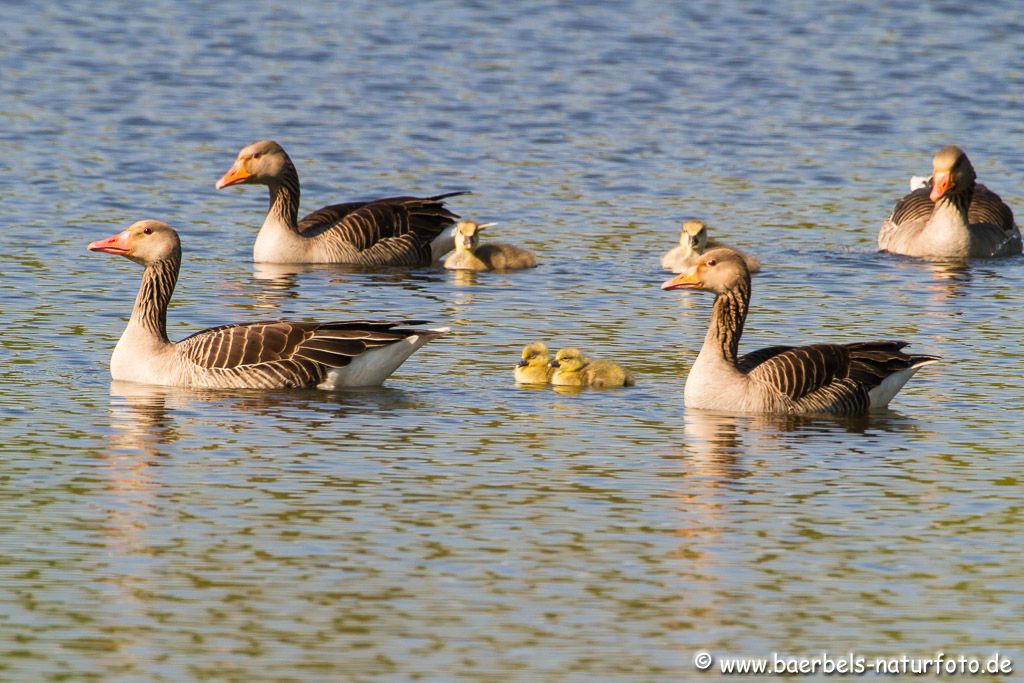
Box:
[443,220,537,270]
[216,140,466,265]
[878,146,1021,258]
[514,342,553,384]
[549,348,635,388]
[661,220,761,274]
[661,248,937,414]
[88,220,446,389]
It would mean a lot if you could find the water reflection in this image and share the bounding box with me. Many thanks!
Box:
[107,380,181,456]
[681,407,932,464]
[106,380,428,456]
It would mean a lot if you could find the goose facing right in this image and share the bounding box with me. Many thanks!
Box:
[661,248,937,414]
[878,145,1021,258]
[89,220,446,390]
[216,139,467,265]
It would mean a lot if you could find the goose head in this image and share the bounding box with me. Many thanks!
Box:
[88,220,180,266]
[661,247,749,294]
[516,341,550,369]
[929,145,976,203]
[216,139,291,189]
[680,219,709,253]
[454,220,497,252]
[549,347,588,372]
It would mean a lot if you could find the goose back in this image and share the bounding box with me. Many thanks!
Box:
[172,320,440,389]
[296,192,467,266]
[743,341,935,414]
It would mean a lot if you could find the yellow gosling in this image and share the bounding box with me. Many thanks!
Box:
[661,219,761,274]
[550,348,635,388]
[443,220,537,271]
[514,341,553,384]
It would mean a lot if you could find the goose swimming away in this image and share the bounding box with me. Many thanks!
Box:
[443,220,537,270]
[88,220,446,389]
[216,140,467,265]
[878,146,1021,259]
[549,348,635,388]
[661,219,761,274]
[661,248,937,414]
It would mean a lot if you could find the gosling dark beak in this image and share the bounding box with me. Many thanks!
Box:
[549,360,560,368]
[516,359,528,367]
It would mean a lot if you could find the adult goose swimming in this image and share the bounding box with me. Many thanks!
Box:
[216,140,466,265]
[661,248,937,414]
[878,145,1021,259]
[88,220,447,389]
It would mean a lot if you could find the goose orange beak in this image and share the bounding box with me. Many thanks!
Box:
[929,171,952,202]
[216,160,251,189]
[661,270,701,290]
[88,230,131,255]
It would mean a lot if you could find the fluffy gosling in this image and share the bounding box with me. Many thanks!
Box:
[549,348,635,388]
[661,219,761,274]
[443,220,537,271]
[515,341,553,384]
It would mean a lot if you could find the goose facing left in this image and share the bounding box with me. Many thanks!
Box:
[216,139,467,265]
[661,248,937,414]
[88,220,447,389]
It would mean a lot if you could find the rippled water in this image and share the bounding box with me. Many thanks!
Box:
[2,1,1023,680]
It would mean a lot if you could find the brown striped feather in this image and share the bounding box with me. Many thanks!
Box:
[889,184,1015,234]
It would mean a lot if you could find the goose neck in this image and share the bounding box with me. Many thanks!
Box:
[704,280,749,366]
[130,248,180,343]
[266,160,301,232]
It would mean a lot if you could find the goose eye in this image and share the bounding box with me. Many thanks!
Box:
[143,227,153,235]
[706,258,716,266]
[253,152,262,159]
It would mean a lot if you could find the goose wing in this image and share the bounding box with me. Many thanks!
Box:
[885,184,1014,230]
[968,184,1015,230]
[175,320,429,386]
[299,192,467,266]
[887,187,933,227]
[744,341,932,414]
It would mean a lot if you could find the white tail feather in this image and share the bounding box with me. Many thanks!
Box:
[867,359,937,410]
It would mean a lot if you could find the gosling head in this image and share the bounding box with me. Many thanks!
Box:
[929,145,976,203]
[517,341,550,369]
[680,220,709,253]
[453,220,498,252]
[216,139,293,189]
[550,347,588,373]
[88,220,181,267]
[660,247,750,295]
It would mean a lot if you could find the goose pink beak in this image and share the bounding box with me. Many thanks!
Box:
[215,159,251,190]
[88,230,131,255]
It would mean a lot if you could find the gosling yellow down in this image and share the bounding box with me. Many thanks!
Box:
[443,220,537,271]
[550,348,635,388]
[514,342,554,384]
[662,219,761,274]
